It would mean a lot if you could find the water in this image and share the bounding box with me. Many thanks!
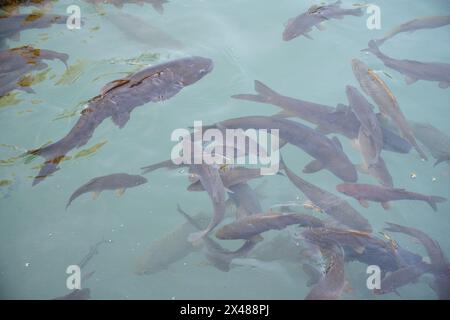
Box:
[0,0,449,300]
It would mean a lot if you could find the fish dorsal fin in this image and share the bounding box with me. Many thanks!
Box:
[100,79,130,96]
[332,136,343,150]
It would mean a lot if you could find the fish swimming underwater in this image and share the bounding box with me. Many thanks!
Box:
[106,12,183,50]
[351,58,428,160]
[336,183,447,211]
[410,122,450,167]
[232,80,411,154]
[282,161,372,233]
[66,173,148,209]
[84,0,168,14]
[208,116,357,182]
[282,0,363,41]
[375,16,450,46]
[364,40,450,89]
[28,56,213,185]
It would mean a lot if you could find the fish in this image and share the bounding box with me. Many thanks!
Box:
[66,173,148,209]
[53,288,91,300]
[232,80,411,154]
[187,164,227,243]
[177,205,259,272]
[375,16,450,46]
[209,116,357,182]
[410,122,450,167]
[0,13,67,47]
[282,0,363,41]
[305,245,347,300]
[282,161,372,233]
[364,40,450,89]
[134,211,210,275]
[336,183,447,212]
[384,222,450,299]
[84,0,168,14]
[351,58,428,160]
[374,263,430,296]
[227,183,263,218]
[215,212,324,240]
[251,231,304,263]
[28,56,213,185]
[358,156,393,188]
[106,12,183,50]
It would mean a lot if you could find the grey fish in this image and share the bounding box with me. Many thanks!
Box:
[232,80,411,154]
[375,16,450,46]
[210,116,357,182]
[106,12,183,50]
[384,222,450,300]
[351,58,428,160]
[358,155,393,188]
[305,245,346,300]
[283,0,363,41]
[251,231,304,263]
[134,211,210,275]
[28,56,213,185]
[374,263,430,296]
[215,212,323,240]
[411,122,450,167]
[282,161,372,233]
[187,164,226,243]
[227,183,263,218]
[336,183,447,211]
[66,173,147,209]
[365,40,450,89]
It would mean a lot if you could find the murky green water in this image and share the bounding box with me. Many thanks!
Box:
[0,0,449,299]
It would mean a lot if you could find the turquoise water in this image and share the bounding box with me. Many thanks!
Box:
[0,0,449,299]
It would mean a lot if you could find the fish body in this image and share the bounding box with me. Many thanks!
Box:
[53,288,91,300]
[411,122,450,166]
[366,40,450,89]
[228,183,262,217]
[283,1,363,41]
[29,56,213,185]
[336,183,447,211]
[352,58,428,160]
[283,163,372,233]
[375,263,430,295]
[66,173,147,209]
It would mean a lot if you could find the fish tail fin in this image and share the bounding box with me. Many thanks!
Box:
[32,160,61,186]
[231,80,280,104]
[362,39,381,55]
[434,157,450,167]
[427,196,447,212]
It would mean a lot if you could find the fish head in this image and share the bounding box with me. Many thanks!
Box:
[173,56,214,86]
[335,183,354,196]
[282,21,301,41]
[133,175,148,186]
[351,58,369,77]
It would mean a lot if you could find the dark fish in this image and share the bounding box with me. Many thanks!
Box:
[0,13,67,47]
[135,211,210,275]
[215,212,324,240]
[336,183,447,211]
[411,122,450,167]
[187,164,226,243]
[365,40,450,89]
[28,56,213,185]
[227,183,263,218]
[375,16,450,46]
[374,263,430,296]
[53,288,91,300]
[283,0,363,41]
[84,0,168,14]
[106,12,183,49]
[66,173,148,209]
[232,80,411,154]
[282,161,372,233]
[352,58,428,160]
[177,205,259,272]
[210,116,357,182]
[384,222,450,299]
[305,245,346,300]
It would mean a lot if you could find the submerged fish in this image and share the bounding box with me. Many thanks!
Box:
[305,245,346,300]
[351,58,428,160]
[232,80,411,154]
[66,173,147,209]
[106,12,183,50]
[365,40,450,89]
[282,161,372,233]
[28,56,213,185]
[84,0,168,14]
[410,122,450,167]
[374,263,430,296]
[227,183,263,218]
[336,183,447,211]
[209,116,357,182]
[384,222,450,299]
[215,212,323,240]
[375,16,450,46]
[283,0,363,41]
[53,288,91,300]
